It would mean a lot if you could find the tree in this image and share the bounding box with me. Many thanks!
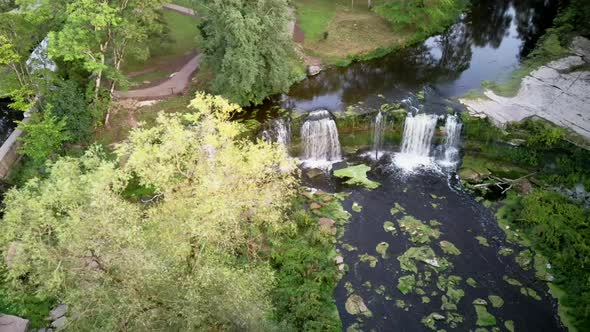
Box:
[49,0,164,102]
[199,0,300,106]
[16,109,70,165]
[44,80,94,142]
[1,93,298,330]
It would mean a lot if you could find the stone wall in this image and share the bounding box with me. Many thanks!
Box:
[0,116,30,179]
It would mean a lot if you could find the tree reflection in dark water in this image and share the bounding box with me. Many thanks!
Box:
[269,0,559,113]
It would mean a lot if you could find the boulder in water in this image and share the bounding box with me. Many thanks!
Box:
[308,65,321,76]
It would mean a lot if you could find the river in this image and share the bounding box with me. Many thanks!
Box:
[262,0,566,331]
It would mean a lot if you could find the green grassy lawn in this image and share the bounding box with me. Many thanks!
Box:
[293,0,406,64]
[122,9,200,83]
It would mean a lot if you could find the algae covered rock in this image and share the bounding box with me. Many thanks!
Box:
[397,275,416,295]
[473,301,496,326]
[398,246,451,273]
[439,240,461,255]
[376,242,389,259]
[334,164,380,189]
[359,253,378,268]
[345,294,372,317]
[383,221,397,235]
[399,216,441,244]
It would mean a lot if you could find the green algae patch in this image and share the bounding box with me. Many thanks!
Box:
[488,295,504,308]
[399,215,441,244]
[383,221,397,235]
[344,281,354,295]
[467,277,477,288]
[439,240,461,255]
[502,275,522,286]
[334,164,380,189]
[397,275,416,295]
[375,285,386,295]
[334,192,351,200]
[429,219,442,226]
[362,281,372,289]
[438,275,464,311]
[504,320,515,332]
[317,198,352,225]
[515,249,533,270]
[422,296,431,303]
[346,323,362,332]
[498,247,514,256]
[390,202,406,215]
[421,312,445,330]
[342,243,358,252]
[520,287,541,301]
[359,253,378,267]
[475,236,490,247]
[474,302,497,326]
[398,246,451,273]
[395,299,408,309]
[352,202,362,212]
[376,242,389,259]
[345,294,372,317]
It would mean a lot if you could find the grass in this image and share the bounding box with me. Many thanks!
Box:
[293,0,465,65]
[293,0,408,64]
[94,93,194,147]
[122,9,200,80]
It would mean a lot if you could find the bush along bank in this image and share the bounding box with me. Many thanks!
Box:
[458,114,590,332]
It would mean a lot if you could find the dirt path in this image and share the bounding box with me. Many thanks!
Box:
[115,4,200,100]
[115,54,203,100]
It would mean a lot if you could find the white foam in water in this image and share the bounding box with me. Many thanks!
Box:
[262,118,291,146]
[300,110,342,168]
[372,111,385,159]
[394,113,439,172]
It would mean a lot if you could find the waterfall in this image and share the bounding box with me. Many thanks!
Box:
[372,112,385,159]
[394,113,438,171]
[401,113,438,156]
[301,110,341,164]
[262,118,291,146]
[439,114,462,167]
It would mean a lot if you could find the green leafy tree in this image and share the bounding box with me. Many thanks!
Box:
[44,80,94,142]
[1,93,299,330]
[49,0,164,102]
[199,0,300,106]
[16,110,70,165]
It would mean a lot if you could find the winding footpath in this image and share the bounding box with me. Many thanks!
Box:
[114,4,200,100]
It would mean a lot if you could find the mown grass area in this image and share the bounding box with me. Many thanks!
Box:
[122,9,200,82]
[294,0,406,64]
[293,0,465,65]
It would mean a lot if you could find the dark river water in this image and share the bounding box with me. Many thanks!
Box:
[0,98,23,145]
[265,0,559,113]
[269,0,566,331]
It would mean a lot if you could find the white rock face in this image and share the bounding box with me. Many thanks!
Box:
[0,314,29,332]
[460,37,590,140]
[308,65,321,76]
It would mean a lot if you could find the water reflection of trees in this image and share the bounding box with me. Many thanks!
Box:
[285,0,558,107]
[512,0,559,57]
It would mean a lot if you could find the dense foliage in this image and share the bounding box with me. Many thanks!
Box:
[374,0,465,36]
[497,191,590,331]
[199,0,301,106]
[0,93,341,330]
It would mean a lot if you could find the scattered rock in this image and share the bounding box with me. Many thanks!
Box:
[49,305,68,321]
[570,36,590,59]
[351,202,362,212]
[306,168,324,179]
[51,316,67,329]
[309,202,322,210]
[308,65,321,76]
[319,217,336,235]
[0,314,29,332]
[334,255,344,265]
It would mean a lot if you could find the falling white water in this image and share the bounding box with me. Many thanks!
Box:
[439,114,463,167]
[394,113,438,171]
[372,112,385,159]
[262,118,291,146]
[300,110,342,167]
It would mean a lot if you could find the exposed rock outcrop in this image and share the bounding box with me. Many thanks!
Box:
[461,37,590,141]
